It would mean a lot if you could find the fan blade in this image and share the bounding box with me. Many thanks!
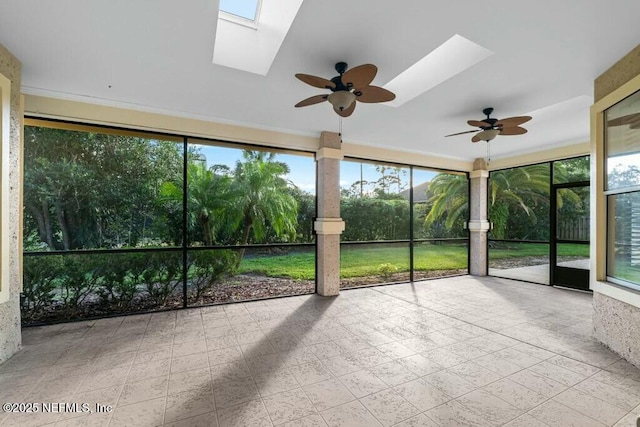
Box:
[445,129,482,137]
[471,134,483,143]
[495,116,532,127]
[334,101,356,117]
[295,94,328,108]
[608,113,640,127]
[295,74,336,90]
[467,120,492,128]
[341,64,377,89]
[355,86,395,103]
[499,126,528,135]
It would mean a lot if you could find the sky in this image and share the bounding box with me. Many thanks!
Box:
[195,144,442,195]
[219,0,259,20]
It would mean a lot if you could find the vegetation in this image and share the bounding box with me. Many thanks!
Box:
[425,158,591,241]
[23,127,603,324]
[22,126,312,322]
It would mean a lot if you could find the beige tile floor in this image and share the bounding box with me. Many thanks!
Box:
[1,275,640,427]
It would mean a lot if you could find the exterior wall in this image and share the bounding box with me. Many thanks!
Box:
[592,43,640,367]
[595,44,640,102]
[0,43,22,364]
[593,292,640,365]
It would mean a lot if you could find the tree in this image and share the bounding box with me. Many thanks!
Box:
[488,164,551,239]
[286,186,315,243]
[161,161,237,246]
[232,151,298,259]
[373,165,408,196]
[425,165,553,239]
[24,126,183,250]
[424,173,469,231]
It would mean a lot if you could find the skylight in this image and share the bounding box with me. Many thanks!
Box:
[213,0,304,75]
[219,0,261,21]
[384,34,493,107]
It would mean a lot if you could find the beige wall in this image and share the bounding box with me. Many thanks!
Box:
[0,43,22,364]
[24,95,473,172]
[487,142,589,170]
[25,93,594,174]
[591,43,640,367]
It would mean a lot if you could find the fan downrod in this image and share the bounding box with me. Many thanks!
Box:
[483,107,494,118]
[335,62,348,75]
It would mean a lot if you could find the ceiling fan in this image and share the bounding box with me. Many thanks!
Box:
[445,108,532,142]
[294,62,396,117]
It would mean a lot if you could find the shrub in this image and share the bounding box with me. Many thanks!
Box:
[60,255,102,315]
[143,252,182,306]
[95,253,148,311]
[188,250,238,302]
[22,255,65,320]
[377,263,398,281]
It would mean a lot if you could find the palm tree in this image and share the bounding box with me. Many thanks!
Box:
[233,151,298,260]
[425,165,553,239]
[424,173,469,231]
[161,161,236,246]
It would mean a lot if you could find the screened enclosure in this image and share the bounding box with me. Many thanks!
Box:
[22,120,316,324]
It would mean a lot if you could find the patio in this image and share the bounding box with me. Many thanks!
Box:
[1,275,639,427]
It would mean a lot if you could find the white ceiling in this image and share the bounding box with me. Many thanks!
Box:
[1,0,639,162]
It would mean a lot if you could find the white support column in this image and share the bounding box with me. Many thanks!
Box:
[314,131,344,296]
[469,158,490,276]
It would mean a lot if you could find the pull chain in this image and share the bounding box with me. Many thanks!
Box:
[486,141,491,165]
[339,116,343,141]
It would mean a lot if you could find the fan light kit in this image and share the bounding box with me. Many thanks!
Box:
[445,108,532,142]
[295,62,396,117]
[328,91,356,111]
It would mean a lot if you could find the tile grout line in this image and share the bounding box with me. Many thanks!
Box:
[198,307,223,427]
[369,280,611,374]
[367,283,617,426]
[159,312,176,427]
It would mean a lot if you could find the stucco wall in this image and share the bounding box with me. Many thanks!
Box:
[595,44,640,102]
[0,43,22,364]
[593,292,640,366]
[593,43,640,368]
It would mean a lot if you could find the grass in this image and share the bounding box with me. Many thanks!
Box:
[238,250,315,280]
[240,243,468,280]
[239,242,592,280]
[610,260,640,284]
[488,242,589,259]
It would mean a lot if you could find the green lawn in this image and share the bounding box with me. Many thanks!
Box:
[610,260,640,284]
[240,243,468,280]
[239,242,592,280]
[238,250,315,280]
[488,242,589,259]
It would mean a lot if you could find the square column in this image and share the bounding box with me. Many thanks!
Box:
[314,132,344,296]
[469,158,490,276]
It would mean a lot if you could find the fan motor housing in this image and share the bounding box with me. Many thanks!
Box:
[482,108,497,128]
[330,76,349,92]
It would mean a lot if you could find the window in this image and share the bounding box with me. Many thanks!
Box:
[219,0,261,21]
[605,90,640,288]
[185,140,316,307]
[22,121,316,324]
[339,159,468,288]
[488,163,551,284]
